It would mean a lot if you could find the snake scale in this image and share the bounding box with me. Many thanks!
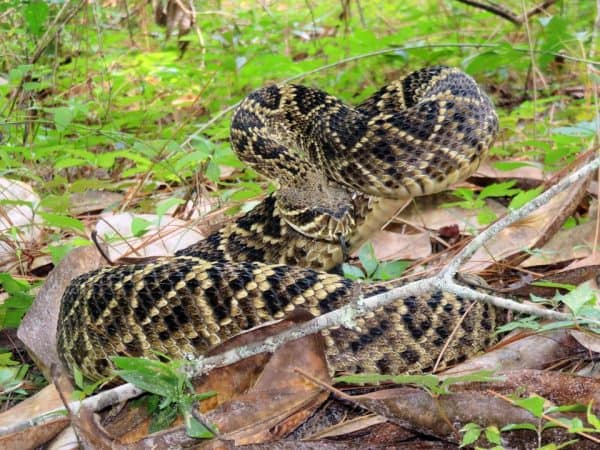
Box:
[57,66,500,381]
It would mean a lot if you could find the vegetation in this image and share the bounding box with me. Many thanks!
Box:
[0,0,599,447]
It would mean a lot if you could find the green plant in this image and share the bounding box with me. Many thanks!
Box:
[461,395,600,450]
[113,356,217,438]
[496,283,600,334]
[0,273,34,329]
[342,242,410,281]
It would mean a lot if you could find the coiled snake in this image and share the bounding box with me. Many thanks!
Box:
[57,66,499,381]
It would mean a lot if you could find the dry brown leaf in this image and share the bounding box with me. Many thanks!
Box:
[46,425,78,450]
[0,384,69,450]
[474,161,546,188]
[456,369,600,409]
[462,167,591,272]
[522,219,596,267]
[341,376,599,448]
[368,230,431,261]
[507,254,600,297]
[400,192,506,232]
[69,190,124,216]
[95,212,204,260]
[152,0,194,53]
[442,329,583,376]
[0,177,42,272]
[304,414,388,439]
[569,329,600,354]
[348,387,536,442]
[17,245,106,378]
[304,420,425,448]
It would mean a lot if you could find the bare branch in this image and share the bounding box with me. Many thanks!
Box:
[455,0,558,26]
[525,0,558,19]
[455,0,521,24]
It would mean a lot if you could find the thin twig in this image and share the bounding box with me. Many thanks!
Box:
[455,0,558,25]
[455,0,521,25]
[525,0,558,19]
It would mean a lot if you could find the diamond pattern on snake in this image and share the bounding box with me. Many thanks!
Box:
[57,66,500,381]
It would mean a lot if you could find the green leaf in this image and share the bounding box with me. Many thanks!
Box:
[47,244,74,265]
[174,150,210,172]
[372,260,409,281]
[492,161,536,171]
[553,120,598,137]
[531,280,575,290]
[556,417,585,433]
[478,181,519,200]
[131,217,154,237]
[587,401,600,430]
[73,366,84,390]
[558,282,596,315]
[440,370,501,393]
[39,212,85,232]
[501,422,538,432]
[358,242,378,277]
[0,273,35,329]
[476,208,497,225]
[514,395,545,418]
[484,425,501,445]
[342,263,365,281]
[0,352,20,366]
[22,1,49,36]
[205,159,221,183]
[113,357,180,399]
[334,373,440,390]
[53,107,75,132]
[460,422,481,447]
[0,273,31,294]
[562,216,577,230]
[149,402,179,433]
[156,198,184,217]
[509,187,543,210]
[182,409,215,438]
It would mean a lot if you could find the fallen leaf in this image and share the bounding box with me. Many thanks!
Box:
[367,230,431,261]
[0,177,42,272]
[508,255,600,297]
[522,219,596,267]
[569,329,600,354]
[95,212,204,260]
[0,384,69,450]
[462,164,591,272]
[17,245,106,378]
[442,329,582,376]
[456,369,600,409]
[97,313,330,447]
[69,190,124,216]
[400,192,506,232]
[474,160,546,188]
[46,426,78,450]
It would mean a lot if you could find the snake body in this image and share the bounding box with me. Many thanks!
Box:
[57,66,499,381]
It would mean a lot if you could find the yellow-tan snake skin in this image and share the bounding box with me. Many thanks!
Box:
[57,66,500,381]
